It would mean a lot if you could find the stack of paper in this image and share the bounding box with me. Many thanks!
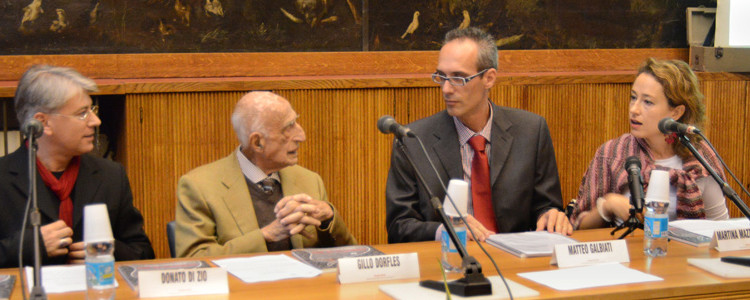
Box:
[486,231,577,258]
[669,219,750,247]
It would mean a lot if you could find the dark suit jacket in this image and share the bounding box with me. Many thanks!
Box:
[385,102,564,243]
[0,146,155,268]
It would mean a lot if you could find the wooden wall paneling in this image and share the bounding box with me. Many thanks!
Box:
[125,92,242,259]
[0,49,687,81]
[520,84,630,205]
[489,84,526,109]
[701,80,750,218]
[397,87,444,124]
[276,89,395,246]
[746,83,750,217]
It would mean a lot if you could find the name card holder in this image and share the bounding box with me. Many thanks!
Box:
[337,253,420,284]
[710,228,750,252]
[551,240,629,268]
[137,267,228,298]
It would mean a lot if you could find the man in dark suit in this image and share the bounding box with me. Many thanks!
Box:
[0,65,154,268]
[386,27,573,243]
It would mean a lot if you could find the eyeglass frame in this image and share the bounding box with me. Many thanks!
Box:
[431,69,490,86]
[49,105,99,121]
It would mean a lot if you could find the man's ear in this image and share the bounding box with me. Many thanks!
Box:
[483,68,497,90]
[32,112,52,136]
[249,132,264,152]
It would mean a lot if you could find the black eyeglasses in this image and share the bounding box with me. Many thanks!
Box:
[431,69,489,86]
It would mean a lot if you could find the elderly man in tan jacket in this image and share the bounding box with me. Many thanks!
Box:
[175,91,356,257]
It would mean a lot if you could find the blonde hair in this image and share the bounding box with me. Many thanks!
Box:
[637,58,705,159]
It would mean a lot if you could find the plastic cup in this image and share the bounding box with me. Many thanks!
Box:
[443,179,469,217]
[646,169,670,203]
[83,204,114,243]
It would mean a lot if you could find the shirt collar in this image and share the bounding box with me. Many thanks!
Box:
[236,147,280,184]
[453,101,493,146]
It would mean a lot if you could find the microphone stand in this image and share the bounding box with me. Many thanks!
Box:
[393,138,492,297]
[610,207,643,239]
[27,134,47,299]
[678,134,750,221]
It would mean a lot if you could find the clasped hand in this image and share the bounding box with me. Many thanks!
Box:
[261,194,333,242]
[41,220,85,263]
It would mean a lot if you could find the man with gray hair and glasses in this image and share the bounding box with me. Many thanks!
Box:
[0,65,155,268]
[175,91,355,257]
[386,27,573,244]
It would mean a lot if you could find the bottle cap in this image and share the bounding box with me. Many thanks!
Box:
[83,203,114,243]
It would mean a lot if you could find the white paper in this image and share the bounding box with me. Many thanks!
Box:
[24,265,118,293]
[670,219,750,238]
[517,263,662,291]
[212,254,321,283]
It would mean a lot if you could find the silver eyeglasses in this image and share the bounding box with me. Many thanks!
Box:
[51,105,99,121]
[431,69,489,86]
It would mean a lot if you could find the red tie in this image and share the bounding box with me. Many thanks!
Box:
[468,136,497,232]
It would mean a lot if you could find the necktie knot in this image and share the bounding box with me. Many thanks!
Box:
[468,135,486,152]
[260,178,276,195]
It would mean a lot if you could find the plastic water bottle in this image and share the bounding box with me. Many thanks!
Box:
[85,240,116,300]
[644,200,669,257]
[441,217,467,272]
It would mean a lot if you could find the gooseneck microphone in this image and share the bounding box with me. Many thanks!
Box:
[377,115,415,138]
[378,116,497,297]
[624,156,645,211]
[658,118,700,135]
[22,119,44,139]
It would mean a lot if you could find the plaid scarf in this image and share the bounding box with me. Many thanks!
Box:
[572,134,724,225]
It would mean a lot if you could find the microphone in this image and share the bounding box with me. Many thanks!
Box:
[377,115,415,138]
[658,118,700,135]
[624,156,645,211]
[22,119,44,139]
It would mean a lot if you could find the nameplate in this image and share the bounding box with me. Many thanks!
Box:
[550,240,629,268]
[337,253,420,284]
[710,228,750,252]
[137,267,228,298]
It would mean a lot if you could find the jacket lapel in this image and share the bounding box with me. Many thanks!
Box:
[71,155,102,231]
[489,104,514,185]
[8,146,60,222]
[220,153,260,236]
[432,112,464,182]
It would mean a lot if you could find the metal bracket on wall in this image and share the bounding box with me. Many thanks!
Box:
[715,47,724,59]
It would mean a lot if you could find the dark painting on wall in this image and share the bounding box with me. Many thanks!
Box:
[0,0,715,54]
[370,0,717,51]
[0,0,364,54]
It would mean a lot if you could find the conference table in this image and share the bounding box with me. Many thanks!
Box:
[3,228,750,299]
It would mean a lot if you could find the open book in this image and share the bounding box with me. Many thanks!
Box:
[291,245,384,271]
[117,260,211,290]
[487,231,577,258]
